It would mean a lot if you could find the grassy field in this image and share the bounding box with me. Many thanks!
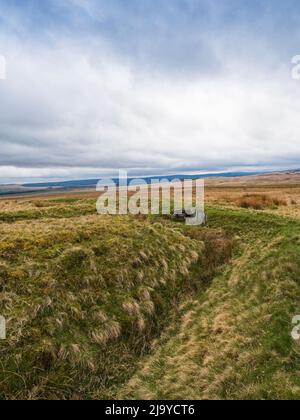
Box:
[1,183,300,400]
[120,208,300,400]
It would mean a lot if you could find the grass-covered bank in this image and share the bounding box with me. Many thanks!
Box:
[0,210,234,399]
[1,200,300,400]
[119,208,300,400]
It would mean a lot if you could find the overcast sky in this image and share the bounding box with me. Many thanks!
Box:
[0,0,300,183]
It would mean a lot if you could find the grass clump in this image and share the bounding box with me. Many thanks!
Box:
[237,194,287,210]
[58,247,91,271]
[119,208,300,400]
[1,193,300,400]
[0,214,206,400]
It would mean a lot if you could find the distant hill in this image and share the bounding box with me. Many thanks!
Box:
[1,169,300,197]
[0,184,49,197]
[23,171,262,189]
[0,171,261,196]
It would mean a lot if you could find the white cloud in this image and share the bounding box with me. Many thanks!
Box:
[0,2,300,183]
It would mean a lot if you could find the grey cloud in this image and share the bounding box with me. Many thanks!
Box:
[0,1,300,182]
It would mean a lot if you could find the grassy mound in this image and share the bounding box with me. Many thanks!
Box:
[0,214,205,399]
[119,208,300,400]
[0,198,96,223]
[1,195,300,400]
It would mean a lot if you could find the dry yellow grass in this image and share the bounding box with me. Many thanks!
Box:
[205,185,300,218]
[119,209,300,400]
[0,210,207,399]
[1,177,300,400]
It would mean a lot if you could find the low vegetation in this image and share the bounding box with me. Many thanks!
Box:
[120,208,300,400]
[237,194,287,210]
[0,204,232,399]
[0,194,300,400]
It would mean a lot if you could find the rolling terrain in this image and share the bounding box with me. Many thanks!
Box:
[2,170,298,197]
[0,173,300,399]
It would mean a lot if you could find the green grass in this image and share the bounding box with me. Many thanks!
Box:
[0,199,96,223]
[0,213,210,399]
[119,208,300,400]
[1,200,300,400]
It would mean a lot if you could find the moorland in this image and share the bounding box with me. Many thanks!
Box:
[1,172,300,399]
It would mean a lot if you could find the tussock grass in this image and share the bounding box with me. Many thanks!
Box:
[1,193,300,400]
[0,214,206,399]
[0,198,96,223]
[119,208,300,400]
[237,194,287,210]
